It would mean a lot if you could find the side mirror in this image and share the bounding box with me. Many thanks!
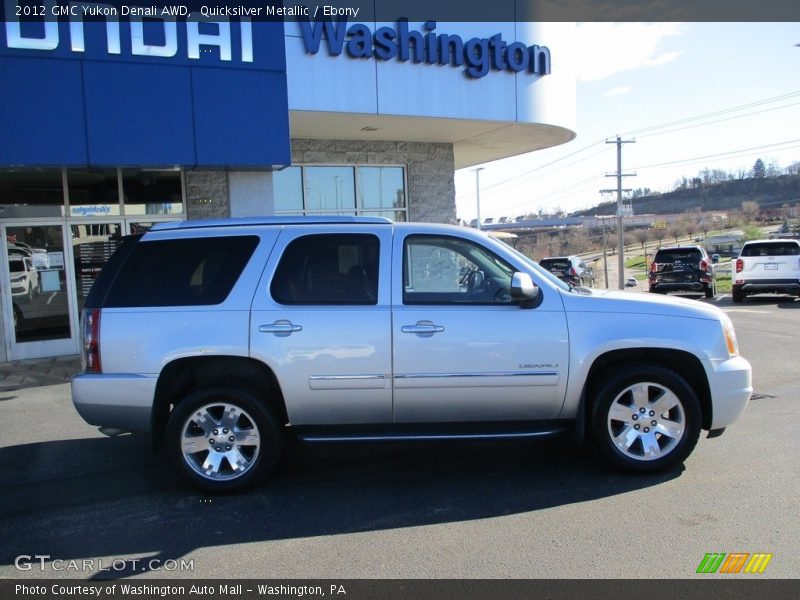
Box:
[510,272,540,307]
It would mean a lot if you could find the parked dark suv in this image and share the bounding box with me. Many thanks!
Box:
[539,256,595,288]
[649,246,715,298]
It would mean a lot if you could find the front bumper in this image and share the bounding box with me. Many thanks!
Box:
[71,373,158,433]
[706,355,752,430]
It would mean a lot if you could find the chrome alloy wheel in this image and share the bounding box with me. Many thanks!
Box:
[606,382,686,461]
[179,402,261,481]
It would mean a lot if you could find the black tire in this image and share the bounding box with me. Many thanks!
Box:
[704,284,714,299]
[166,387,283,492]
[732,288,744,303]
[590,364,701,473]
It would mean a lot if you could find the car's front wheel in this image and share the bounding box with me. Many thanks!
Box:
[166,387,283,492]
[591,365,701,472]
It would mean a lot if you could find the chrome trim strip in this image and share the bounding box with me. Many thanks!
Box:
[309,375,386,381]
[299,429,569,443]
[394,371,558,379]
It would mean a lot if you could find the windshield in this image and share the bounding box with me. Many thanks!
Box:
[504,246,572,292]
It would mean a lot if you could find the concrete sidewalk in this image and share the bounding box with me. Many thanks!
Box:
[0,355,80,391]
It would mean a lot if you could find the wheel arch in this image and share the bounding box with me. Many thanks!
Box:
[575,348,712,442]
[151,355,288,453]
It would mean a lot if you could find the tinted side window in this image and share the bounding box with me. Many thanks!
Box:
[103,236,259,307]
[271,234,379,305]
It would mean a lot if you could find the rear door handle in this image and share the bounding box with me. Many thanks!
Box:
[259,320,302,336]
[401,321,444,335]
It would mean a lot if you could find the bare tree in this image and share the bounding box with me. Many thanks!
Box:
[653,228,667,247]
[685,222,698,240]
[634,228,650,250]
[741,200,760,224]
[668,223,685,244]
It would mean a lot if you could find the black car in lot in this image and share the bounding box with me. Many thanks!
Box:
[539,256,595,288]
[649,245,715,298]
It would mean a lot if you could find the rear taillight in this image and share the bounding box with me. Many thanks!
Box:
[700,259,708,272]
[81,308,102,373]
[735,259,743,273]
[650,262,658,273]
[569,267,578,278]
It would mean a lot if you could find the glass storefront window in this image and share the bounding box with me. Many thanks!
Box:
[304,166,356,213]
[272,165,407,220]
[6,224,71,343]
[122,169,183,216]
[67,169,121,217]
[0,168,64,219]
[358,166,406,211]
[274,166,304,213]
[71,223,124,310]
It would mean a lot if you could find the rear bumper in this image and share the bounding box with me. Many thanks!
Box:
[650,281,707,292]
[735,280,800,294]
[706,355,752,430]
[71,373,157,433]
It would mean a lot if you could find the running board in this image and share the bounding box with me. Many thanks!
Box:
[293,422,572,444]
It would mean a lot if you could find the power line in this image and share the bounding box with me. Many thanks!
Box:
[622,90,800,136]
[636,100,800,139]
[630,139,800,171]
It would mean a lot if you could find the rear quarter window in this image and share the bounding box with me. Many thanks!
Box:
[103,236,259,307]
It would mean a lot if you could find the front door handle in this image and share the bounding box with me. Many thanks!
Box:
[401,321,445,335]
[259,320,303,336]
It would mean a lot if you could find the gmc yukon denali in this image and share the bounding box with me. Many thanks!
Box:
[72,217,752,491]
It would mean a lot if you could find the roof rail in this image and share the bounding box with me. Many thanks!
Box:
[152,216,393,231]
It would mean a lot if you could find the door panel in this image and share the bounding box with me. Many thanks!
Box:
[391,232,569,423]
[249,226,393,425]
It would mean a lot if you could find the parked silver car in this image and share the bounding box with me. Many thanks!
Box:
[72,217,752,491]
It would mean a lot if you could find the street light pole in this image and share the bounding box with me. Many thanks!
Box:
[605,136,636,289]
[473,167,484,230]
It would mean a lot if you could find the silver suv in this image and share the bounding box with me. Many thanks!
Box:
[72,217,752,491]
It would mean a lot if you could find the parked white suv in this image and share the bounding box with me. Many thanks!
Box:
[71,217,752,491]
[733,239,800,303]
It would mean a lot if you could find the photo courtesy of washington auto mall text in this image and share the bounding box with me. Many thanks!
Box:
[10,582,350,599]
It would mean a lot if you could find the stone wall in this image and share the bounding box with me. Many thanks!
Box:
[185,171,230,220]
[291,139,456,224]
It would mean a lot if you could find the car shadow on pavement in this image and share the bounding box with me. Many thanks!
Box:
[0,433,681,578]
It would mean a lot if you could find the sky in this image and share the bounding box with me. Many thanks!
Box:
[454,22,800,222]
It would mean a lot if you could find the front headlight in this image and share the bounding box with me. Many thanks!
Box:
[721,315,739,357]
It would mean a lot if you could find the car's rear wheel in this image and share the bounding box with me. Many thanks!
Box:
[167,387,282,492]
[704,283,714,298]
[591,365,701,472]
[732,288,744,303]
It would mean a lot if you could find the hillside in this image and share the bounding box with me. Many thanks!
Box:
[573,174,800,217]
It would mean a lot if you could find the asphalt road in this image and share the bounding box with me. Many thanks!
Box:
[1,293,798,580]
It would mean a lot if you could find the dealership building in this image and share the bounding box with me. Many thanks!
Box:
[0,8,576,361]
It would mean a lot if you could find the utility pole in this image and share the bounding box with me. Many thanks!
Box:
[605,136,636,289]
[473,167,484,230]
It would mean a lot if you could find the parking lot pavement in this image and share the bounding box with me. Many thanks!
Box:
[0,355,80,392]
[0,300,798,580]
